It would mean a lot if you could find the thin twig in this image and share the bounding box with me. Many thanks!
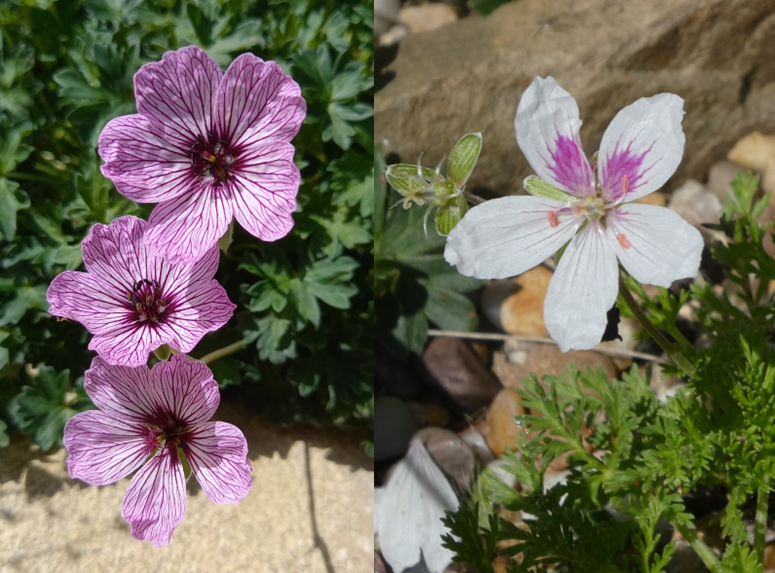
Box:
[426,329,662,362]
[198,340,246,365]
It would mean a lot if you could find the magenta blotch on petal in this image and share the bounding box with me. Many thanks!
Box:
[46,215,236,367]
[63,355,253,545]
[98,45,307,264]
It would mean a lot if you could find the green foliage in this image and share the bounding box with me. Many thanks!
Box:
[0,0,373,447]
[375,146,482,359]
[8,365,92,451]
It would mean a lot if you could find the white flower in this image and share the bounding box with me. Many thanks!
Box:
[375,437,459,573]
[445,76,703,352]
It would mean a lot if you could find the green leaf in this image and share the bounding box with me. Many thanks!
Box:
[447,132,482,189]
[207,20,266,65]
[304,257,359,310]
[0,419,8,448]
[0,177,30,240]
[9,365,91,451]
[0,286,48,326]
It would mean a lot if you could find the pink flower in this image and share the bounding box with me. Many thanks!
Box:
[64,354,252,546]
[446,76,703,351]
[99,45,306,264]
[47,215,235,367]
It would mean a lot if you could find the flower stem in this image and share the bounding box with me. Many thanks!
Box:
[199,340,246,365]
[618,278,696,376]
[754,478,770,563]
[672,521,723,573]
[153,344,171,361]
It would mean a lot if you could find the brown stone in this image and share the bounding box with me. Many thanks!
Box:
[376,0,775,198]
[417,427,476,491]
[667,179,722,228]
[500,266,553,337]
[728,131,775,172]
[634,191,668,207]
[485,388,527,457]
[421,337,503,413]
[707,160,743,200]
[499,340,618,388]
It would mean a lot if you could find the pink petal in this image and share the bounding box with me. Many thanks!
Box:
[83,356,160,422]
[598,94,685,203]
[121,447,186,546]
[214,54,305,150]
[81,216,147,299]
[185,421,252,504]
[515,77,594,197]
[162,280,236,354]
[230,141,298,241]
[133,45,222,149]
[161,244,221,300]
[149,355,219,426]
[64,410,152,486]
[99,115,195,203]
[46,270,131,334]
[88,321,166,367]
[144,182,233,264]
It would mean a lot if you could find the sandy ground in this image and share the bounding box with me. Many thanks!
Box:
[0,402,374,573]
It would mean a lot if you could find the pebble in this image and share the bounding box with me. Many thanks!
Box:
[495,340,619,389]
[398,4,458,34]
[480,279,519,332]
[498,266,553,337]
[727,131,775,173]
[421,337,503,413]
[459,426,496,465]
[706,160,742,200]
[485,388,527,457]
[375,397,418,462]
[417,427,476,492]
[375,0,401,36]
[379,24,409,46]
[407,402,452,428]
[667,179,722,229]
[634,191,668,207]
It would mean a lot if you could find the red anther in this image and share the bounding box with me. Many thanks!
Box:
[621,174,630,196]
[548,211,560,228]
[616,233,631,249]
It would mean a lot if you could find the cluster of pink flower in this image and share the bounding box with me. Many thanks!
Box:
[46,46,306,545]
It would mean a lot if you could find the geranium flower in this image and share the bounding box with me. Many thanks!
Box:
[47,215,235,367]
[99,45,306,264]
[64,354,252,546]
[445,77,703,351]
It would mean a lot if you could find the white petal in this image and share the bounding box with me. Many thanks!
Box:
[375,438,459,573]
[544,222,619,352]
[444,196,579,279]
[515,76,594,197]
[598,93,685,203]
[605,203,703,287]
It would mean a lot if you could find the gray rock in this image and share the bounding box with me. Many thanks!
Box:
[417,427,477,491]
[421,337,503,413]
[707,160,743,201]
[376,0,775,198]
[375,397,419,461]
[668,179,722,227]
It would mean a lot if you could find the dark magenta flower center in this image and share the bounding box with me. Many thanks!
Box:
[190,131,236,185]
[146,414,191,450]
[127,279,168,325]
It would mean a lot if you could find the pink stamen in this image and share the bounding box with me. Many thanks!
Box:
[621,174,629,196]
[616,233,631,249]
[548,211,559,228]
